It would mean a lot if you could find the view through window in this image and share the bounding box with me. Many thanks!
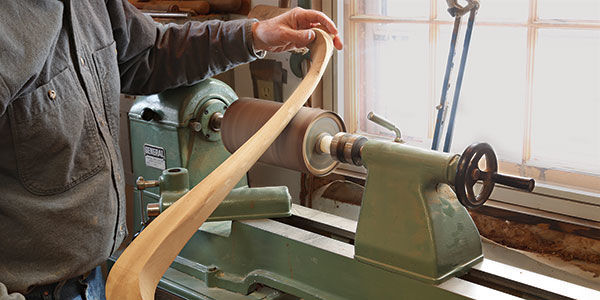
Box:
[345,0,600,193]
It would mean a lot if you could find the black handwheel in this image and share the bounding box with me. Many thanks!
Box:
[455,142,497,209]
[455,142,536,209]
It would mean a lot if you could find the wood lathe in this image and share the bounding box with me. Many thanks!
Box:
[109,84,600,298]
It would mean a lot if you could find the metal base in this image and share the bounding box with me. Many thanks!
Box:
[110,205,600,300]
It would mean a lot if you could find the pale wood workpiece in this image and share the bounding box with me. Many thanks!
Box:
[105,29,334,299]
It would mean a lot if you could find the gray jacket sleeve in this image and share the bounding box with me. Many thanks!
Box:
[107,0,261,95]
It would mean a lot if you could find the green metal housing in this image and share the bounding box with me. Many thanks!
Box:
[154,167,292,221]
[129,79,250,231]
[354,140,483,283]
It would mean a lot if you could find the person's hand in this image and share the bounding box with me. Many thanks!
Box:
[252,7,343,52]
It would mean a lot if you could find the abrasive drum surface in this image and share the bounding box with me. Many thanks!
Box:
[221,97,345,175]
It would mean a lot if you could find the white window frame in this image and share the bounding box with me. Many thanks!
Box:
[328,0,600,222]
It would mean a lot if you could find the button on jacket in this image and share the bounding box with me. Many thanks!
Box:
[0,0,262,292]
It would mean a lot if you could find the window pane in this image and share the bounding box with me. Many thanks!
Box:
[437,26,527,162]
[437,0,529,22]
[357,23,430,142]
[358,0,429,18]
[530,29,600,175]
[538,0,600,21]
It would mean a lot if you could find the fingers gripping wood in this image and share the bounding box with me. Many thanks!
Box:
[105,29,334,300]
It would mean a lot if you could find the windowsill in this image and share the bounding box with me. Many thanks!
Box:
[488,184,600,222]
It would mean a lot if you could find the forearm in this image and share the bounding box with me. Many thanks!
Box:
[110,0,261,95]
[119,19,261,95]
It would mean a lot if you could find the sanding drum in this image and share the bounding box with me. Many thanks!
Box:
[221,98,346,176]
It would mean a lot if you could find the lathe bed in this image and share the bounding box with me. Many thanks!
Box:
[113,204,598,299]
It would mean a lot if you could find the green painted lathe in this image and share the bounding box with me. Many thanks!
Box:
[110,79,595,299]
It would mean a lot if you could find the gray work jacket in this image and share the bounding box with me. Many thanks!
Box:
[0,0,261,292]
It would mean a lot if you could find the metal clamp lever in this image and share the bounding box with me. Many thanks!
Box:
[367,112,403,143]
[134,176,159,238]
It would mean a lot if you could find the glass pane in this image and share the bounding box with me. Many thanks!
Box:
[358,0,429,18]
[436,25,527,162]
[530,29,600,175]
[538,0,600,21]
[437,0,529,22]
[356,23,430,142]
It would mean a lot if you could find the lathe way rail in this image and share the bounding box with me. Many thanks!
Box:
[274,204,597,300]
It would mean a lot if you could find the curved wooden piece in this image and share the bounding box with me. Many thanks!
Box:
[105,29,334,300]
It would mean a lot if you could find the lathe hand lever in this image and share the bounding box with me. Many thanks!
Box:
[455,142,535,209]
[473,171,535,192]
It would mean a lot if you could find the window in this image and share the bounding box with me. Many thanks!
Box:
[343,0,600,196]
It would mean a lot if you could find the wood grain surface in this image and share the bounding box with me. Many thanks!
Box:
[105,28,334,299]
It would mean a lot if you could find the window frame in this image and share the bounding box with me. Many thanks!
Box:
[334,0,600,221]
